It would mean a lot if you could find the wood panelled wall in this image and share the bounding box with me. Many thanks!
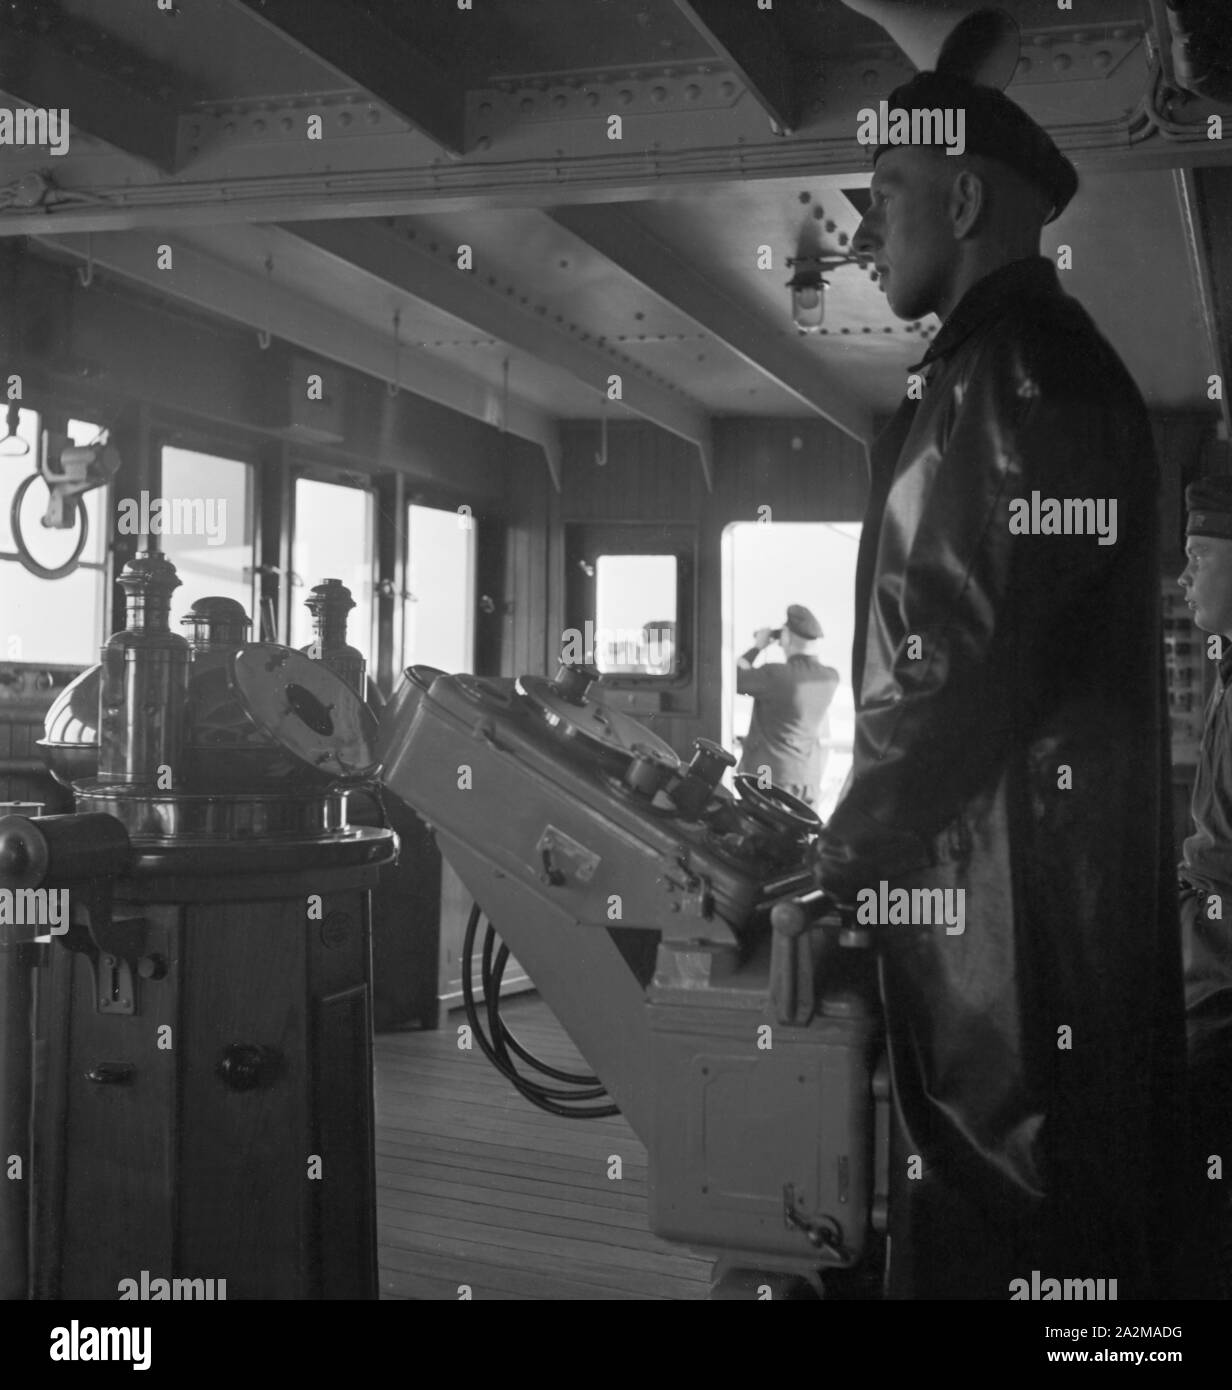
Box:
[497,416,870,757]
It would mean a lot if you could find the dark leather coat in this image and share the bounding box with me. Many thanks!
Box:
[817,257,1186,1299]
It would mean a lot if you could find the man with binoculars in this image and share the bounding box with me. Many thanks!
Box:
[735,604,839,811]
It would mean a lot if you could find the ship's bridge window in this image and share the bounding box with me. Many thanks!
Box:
[1,412,108,666]
[158,446,255,623]
[405,502,474,676]
[594,554,678,676]
[291,475,375,654]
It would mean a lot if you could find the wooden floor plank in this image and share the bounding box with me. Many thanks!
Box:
[375,1156,650,1211]
[374,992,712,1301]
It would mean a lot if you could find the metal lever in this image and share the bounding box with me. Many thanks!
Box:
[783,1183,850,1262]
[540,847,566,887]
[85,1062,135,1085]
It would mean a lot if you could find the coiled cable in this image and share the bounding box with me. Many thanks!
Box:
[462,902,619,1118]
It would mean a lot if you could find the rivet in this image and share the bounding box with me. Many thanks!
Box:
[685,83,701,100]
[798,190,811,203]
[479,101,492,116]
[279,115,293,132]
[720,79,736,98]
[366,108,380,124]
[1052,53,1072,74]
[825,219,836,232]
[1017,57,1032,77]
[252,118,266,134]
[1093,50,1112,74]
[520,97,535,114]
[338,109,352,126]
[651,86,667,104]
[838,232,849,246]
[585,91,599,108]
[553,93,567,109]
[862,69,880,90]
[476,135,491,151]
[618,89,634,106]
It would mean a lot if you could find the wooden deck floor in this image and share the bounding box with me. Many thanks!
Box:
[374,993,713,1301]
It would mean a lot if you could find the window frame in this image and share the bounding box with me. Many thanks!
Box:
[0,404,112,670]
[152,423,262,630]
[289,460,378,662]
[563,520,698,708]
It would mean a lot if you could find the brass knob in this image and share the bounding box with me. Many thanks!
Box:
[217,1043,273,1092]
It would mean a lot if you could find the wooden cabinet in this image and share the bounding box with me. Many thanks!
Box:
[31,854,382,1300]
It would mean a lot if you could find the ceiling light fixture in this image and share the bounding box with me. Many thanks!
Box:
[785,253,863,334]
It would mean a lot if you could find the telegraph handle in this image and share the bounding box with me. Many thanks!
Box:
[769,889,873,949]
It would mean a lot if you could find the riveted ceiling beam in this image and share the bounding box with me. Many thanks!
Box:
[4,19,1232,233]
[228,0,467,156]
[33,230,559,460]
[671,0,802,133]
[284,219,711,454]
[0,25,180,171]
[550,204,873,447]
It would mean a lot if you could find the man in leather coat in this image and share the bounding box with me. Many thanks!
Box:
[818,71,1186,1299]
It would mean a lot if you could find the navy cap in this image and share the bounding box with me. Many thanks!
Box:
[1186,476,1232,540]
[875,70,1078,223]
[785,604,823,641]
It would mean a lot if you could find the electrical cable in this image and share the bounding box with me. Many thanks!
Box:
[483,927,608,1099]
[478,916,603,1082]
[461,902,618,1118]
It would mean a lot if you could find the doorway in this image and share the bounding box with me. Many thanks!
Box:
[721,521,861,819]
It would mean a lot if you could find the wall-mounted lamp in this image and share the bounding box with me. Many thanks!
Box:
[786,254,862,334]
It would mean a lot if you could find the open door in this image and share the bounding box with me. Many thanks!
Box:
[721,521,861,819]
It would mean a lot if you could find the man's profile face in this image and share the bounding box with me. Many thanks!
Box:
[1179,535,1232,637]
[853,148,959,322]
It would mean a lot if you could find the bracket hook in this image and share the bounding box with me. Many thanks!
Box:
[257,254,273,350]
[77,234,94,289]
[595,394,608,467]
[387,308,401,397]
